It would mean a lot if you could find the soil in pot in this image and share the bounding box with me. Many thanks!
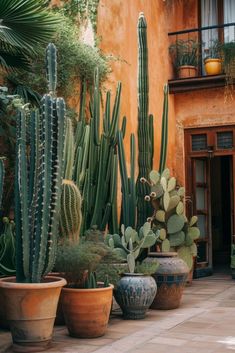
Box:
[114,273,157,320]
[145,252,189,310]
[0,276,66,352]
[61,284,113,338]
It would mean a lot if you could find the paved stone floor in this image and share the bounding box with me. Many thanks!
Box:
[1,273,235,353]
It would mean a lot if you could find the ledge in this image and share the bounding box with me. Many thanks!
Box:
[168,74,227,94]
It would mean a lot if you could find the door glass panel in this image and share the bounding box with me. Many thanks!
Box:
[196,187,206,210]
[197,242,207,263]
[196,160,205,183]
[197,215,206,238]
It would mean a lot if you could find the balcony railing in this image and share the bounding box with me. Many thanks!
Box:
[168,23,235,92]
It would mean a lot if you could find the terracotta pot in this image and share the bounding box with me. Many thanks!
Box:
[178,65,198,78]
[0,276,66,352]
[146,252,189,310]
[204,58,222,75]
[0,287,9,329]
[114,273,157,320]
[61,284,113,338]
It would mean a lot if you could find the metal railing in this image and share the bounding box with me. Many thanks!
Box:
[168,22,235,79]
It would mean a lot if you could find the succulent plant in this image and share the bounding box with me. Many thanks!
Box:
[119,222,159,273]
[15,43,66,283]
[143,168,200,269]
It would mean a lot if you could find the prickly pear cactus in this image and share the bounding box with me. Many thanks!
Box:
[143,168,200,270]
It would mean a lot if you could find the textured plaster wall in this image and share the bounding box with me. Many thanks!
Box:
[97,0,176,175]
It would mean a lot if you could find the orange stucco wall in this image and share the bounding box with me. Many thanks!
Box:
[97,0,176,175]
[97,0,235,188]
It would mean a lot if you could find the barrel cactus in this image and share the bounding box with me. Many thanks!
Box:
[60,180,82,243]
[142,168,200,270]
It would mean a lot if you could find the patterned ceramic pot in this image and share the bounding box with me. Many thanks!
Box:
[146,252,189,310]
[114,273,157,319]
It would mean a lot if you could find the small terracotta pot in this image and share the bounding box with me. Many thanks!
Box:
[61,284,113,338]
[204,58,222,75]
[178,65,198,78]
[0,276,66,352]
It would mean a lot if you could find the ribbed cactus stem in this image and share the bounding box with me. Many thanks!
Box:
[136,12,152,229]
[159,84,169,174]
[15,43,66,283]
[46,43,57,96]
[0,158,5,208]
[63,118,75,180]
[60,179,82,243]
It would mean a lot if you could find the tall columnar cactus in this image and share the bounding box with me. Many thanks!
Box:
[143,168,200,270]
[117,131,136,228]
[69,72,121,235]
[0,158,5,208]
[15,43,66,283]
[136,13,152,229]
[159,85,169,174]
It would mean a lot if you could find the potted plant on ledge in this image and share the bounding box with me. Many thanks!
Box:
[169,39,199,78]
[204,40,223,75]
[0,43,67,352]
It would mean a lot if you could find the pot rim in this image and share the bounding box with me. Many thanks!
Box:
[204,58,222,63]
[0,276,67,289]
[178,65,197,69]
[62,283,114,293]
[121,272,151,276]
[148,252,178,258]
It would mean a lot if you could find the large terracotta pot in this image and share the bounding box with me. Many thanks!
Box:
[0,287,9,329]
[204,58,222,75]
[178,65,198,78]
[61,284,113,338]
[0,276,66,352]
[146,252,189,310]
[114,273,157,320]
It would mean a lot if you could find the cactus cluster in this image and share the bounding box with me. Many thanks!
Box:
[143,168,200,270]
[136,13,153,229]
[15,43,66,283]
[62,69,121,235]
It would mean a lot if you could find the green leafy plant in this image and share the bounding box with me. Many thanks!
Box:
[6,14,109,105]
[169,39,200,68]
[55,240,118,288]
[0,217,15,276]
[204,39,222,60]
[0,0,59,71]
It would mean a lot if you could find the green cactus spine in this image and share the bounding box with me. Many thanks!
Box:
[159,85,169,174]
[136,13,152,229]
[15,43,66,283]
[60,180,82,243]
[0,158,5,208]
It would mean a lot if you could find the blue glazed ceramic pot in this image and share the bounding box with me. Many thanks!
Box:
[146,252,189,310]
[114,273,157,319]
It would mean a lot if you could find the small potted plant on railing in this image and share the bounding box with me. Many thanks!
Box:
[169,39,199,78]
[204,39,223,75]
[0,43,67,351]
